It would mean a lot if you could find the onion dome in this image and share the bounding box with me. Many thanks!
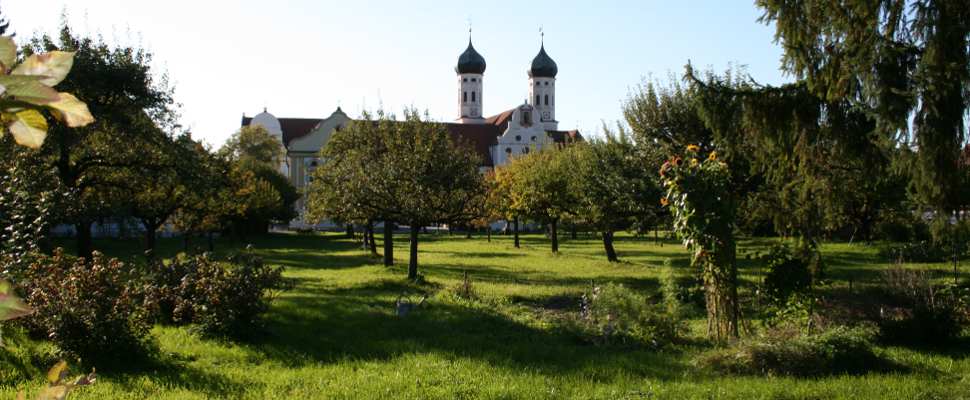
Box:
[529,44,558,78]
[456,40,486,74]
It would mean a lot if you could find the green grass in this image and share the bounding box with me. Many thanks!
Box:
[2,232,969,399]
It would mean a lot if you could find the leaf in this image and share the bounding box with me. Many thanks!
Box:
[8,109,48,148]
[0,36,14,71]
[0,75,59,105]
[12,51,75,87]
[0,280,31,321]
[46,361,68,384]
[46,93,94,127]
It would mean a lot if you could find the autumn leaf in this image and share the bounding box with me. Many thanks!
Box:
[8,109,48,148]
[47,93,95,127]
[0,75,60,105]
[12,51,76,87]
[0,36,14,71]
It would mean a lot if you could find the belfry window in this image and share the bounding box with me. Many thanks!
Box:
[544,94,549,106]
[522,111,532,125]
[472,92,476,102]
[535,95,540,105]
[463,92,467,103]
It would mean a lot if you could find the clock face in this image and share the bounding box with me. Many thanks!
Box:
[542,111,550,120]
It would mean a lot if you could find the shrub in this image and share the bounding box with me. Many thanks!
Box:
[760,245,812,304]
[662,258,704,309]
[574,283,685,348]
[877,266,967,345]
[145,252,288,338]
[878,240,951,263]
[18,249,153,362]
[696,325,882,377]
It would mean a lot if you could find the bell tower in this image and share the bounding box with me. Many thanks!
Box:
[456,30,486,123]
[528,31,558,131]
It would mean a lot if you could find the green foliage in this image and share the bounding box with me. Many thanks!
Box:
[572,133,663,261]
[756,0,970,233]
[760,245,812,304]
[573,283,685,348]
[220,125,284,169]
[146,252,289,338]
[697,325,882,377]
[17,250,152,363]
[661,146,739,340]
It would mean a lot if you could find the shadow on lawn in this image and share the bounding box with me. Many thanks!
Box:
[108,357,254,398]
[247,279,688,381]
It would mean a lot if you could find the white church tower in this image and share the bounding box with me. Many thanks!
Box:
[528,35,559,131]
[456,34,486,124]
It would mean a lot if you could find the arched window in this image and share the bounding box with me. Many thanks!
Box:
[463,78,468,82]
[544,94,549,106]
[535,95,540,105]
[463,92,467,103]
[471,91,476,102]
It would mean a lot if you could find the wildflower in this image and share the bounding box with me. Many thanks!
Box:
[687,144,700,152]
[690,158,699,167]
[708,151,718,161]
[673,157,683,166]
[659,161,670,177]
[660,197,669,206]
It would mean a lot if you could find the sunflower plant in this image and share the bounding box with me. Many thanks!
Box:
[660,145,739,341]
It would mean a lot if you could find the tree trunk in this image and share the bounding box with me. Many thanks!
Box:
[142,219,159,255]
[602,230,618,262]
[207,231,214,252]
[345,224,354,238]
[183,232,191,252]
[513,217,520,248]
[570,224,577,240]
[366,220,378,256]
[487,228,491,243]
[550,219,559,253]
[383,221,394,266]
[75,221,93,260]
[408,224,420,280]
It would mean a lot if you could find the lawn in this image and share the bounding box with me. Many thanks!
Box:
[1,232,968,399]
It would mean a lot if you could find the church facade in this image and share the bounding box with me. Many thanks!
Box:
[241,37,582,218]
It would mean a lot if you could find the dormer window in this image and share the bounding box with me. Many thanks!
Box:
[522,110,532,126]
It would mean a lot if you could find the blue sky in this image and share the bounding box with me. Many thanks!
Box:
[11,1,790,147]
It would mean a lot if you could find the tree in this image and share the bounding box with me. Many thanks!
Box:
[756,0,970,236]
[490,165,523,248]
[308,109,483,279]
[0,3,12,37]
[220,125,297,236]
[28,23,177,259]
[505,147,579,253]
[127,132,210,253]
[573,132,663,262]
[661,147,739,340]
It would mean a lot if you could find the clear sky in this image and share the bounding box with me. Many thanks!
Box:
[10,1,790,147]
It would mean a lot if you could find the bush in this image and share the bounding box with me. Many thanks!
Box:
[573,283,685,348]
[877,266,967,345]
[145,252,289,338]
[662,258,705,309]
[761,245,812,304]
[18,249,153,362]
[696,325,882,377]
[878,240,951,263]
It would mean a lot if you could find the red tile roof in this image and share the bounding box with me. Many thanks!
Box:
[242,109,582,167]
[241,116,321,147]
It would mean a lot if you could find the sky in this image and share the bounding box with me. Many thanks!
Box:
[10,1,791,147]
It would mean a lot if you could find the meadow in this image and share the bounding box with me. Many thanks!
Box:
[1,232,968,399]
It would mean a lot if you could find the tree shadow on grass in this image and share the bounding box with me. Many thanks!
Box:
[244,280,689,382]
[106,356,255,398]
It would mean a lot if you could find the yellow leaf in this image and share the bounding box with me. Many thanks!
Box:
[12,51,75,87]
[46,361,68,384]
[47,93,94,128]
[8,109,48,149]
[0,36,14,71]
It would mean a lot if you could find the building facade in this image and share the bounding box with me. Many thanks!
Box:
[241,36,581,223]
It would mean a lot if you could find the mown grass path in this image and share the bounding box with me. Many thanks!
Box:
[2,232,968,399]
